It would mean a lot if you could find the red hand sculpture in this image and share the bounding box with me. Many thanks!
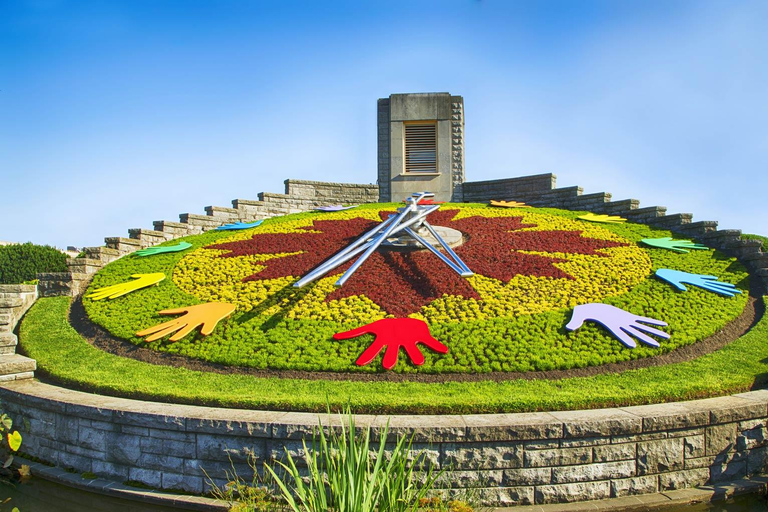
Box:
[333,318,449,370]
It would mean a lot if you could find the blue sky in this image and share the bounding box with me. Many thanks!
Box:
[1,0,766,249]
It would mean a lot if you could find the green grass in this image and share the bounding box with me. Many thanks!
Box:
[18,296,768,414]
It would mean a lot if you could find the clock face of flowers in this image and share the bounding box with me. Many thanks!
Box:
[173,206,652,321]
[83,203,749,374]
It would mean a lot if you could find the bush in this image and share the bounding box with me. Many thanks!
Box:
[0,243,67,284]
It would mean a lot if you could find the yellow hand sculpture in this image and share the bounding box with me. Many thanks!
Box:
[136,302,237,342]
[489,200,529,208]
[87,273,166,300]
[577,213,627,224]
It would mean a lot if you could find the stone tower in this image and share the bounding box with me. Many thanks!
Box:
[377,93,465,203]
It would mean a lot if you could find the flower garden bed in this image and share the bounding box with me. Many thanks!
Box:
[77,203,749,376]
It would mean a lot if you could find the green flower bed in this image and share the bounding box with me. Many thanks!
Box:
[81,204,749,374]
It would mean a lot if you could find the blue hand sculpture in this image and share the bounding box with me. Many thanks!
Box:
[214,220,263,231]
[565,303,670,349]
[640,237,708,253]
[655,269,742,297]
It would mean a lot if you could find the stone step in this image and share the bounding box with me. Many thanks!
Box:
[745,254,768,269]
[105,237,143,254]
[672,221,719,236]
[179,213,223,229]
[0,333,17,346]
[82,246,121,264]
[153,220,203,237]
[623,206,667,221]
[569,192,612,206]
[0,314,11,326]
[0,285,37,294]
[0,354,36,377]
[0,298,23,308]
[724,239,764,250]
[66,258,104,275]
[128,229,172,248]
[595,199,640,215]
[205,206,239,219]
[646,213,694,229]
[741,251,767,262]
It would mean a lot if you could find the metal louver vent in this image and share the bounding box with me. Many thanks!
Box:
[405,123,437,173]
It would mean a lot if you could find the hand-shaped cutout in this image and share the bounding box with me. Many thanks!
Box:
[87,273,165,301]
[134,242,193,257]
[655,269,742,297]
[333,318,448,370]
[215,220,263,231]
[577,213,626,224]
[640,237,708,253]
[314,205,358,212]
[489,200,529,208]
[136,302,236,342]
[565,303,670,348]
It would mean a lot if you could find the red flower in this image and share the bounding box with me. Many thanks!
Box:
[207,210,626,317]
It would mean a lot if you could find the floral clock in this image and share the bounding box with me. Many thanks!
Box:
[82,203,749,375]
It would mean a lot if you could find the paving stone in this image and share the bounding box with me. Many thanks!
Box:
[593,443,636,462]
[659,468,710,490]
[610,474,658,497]
[535,481,610,504]
[442,441,523,469]
[551,409,643,438]
[463,412,562,442]
[551,460,636,484]
[637,438,684,475]
[524,446,591,468]
[502,467,552,486]
[684,434,705,459]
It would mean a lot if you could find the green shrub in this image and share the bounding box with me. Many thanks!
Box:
[0,243,67,284]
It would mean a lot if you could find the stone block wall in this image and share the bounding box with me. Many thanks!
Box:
[2,380,768,506]
[38,179,377,297]
[0,284,38,380]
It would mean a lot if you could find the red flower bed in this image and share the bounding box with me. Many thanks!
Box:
[207,210,627,317]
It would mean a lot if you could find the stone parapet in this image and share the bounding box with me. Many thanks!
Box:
[1,380,767,506]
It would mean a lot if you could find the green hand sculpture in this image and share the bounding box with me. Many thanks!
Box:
[87,273,166,300]
[640,237,708,253]
[134,242,193,257]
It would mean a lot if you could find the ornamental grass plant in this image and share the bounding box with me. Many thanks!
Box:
[264,408,448,512]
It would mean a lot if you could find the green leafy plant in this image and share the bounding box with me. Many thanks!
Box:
[0,406,27,486]
[0,242,67,284]
[265,408,446,512]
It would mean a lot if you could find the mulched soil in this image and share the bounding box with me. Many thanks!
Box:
[66,281,764,384]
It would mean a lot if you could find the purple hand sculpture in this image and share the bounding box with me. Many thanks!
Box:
[565,303,670,349]
[314,204,357,212]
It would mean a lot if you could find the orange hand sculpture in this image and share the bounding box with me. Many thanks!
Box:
[87,273,166,300]
[489,200,529,208]
[333,318,448,370]
[136,302,236,342]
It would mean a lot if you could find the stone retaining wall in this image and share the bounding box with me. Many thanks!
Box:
[38,179,378,297]
[35,172,768,295]
[1,380,768,506]
[0,284,37,380]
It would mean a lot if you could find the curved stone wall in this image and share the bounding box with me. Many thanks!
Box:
[1,379,767,506]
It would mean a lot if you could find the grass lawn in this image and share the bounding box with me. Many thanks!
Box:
[18,296,768,415]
